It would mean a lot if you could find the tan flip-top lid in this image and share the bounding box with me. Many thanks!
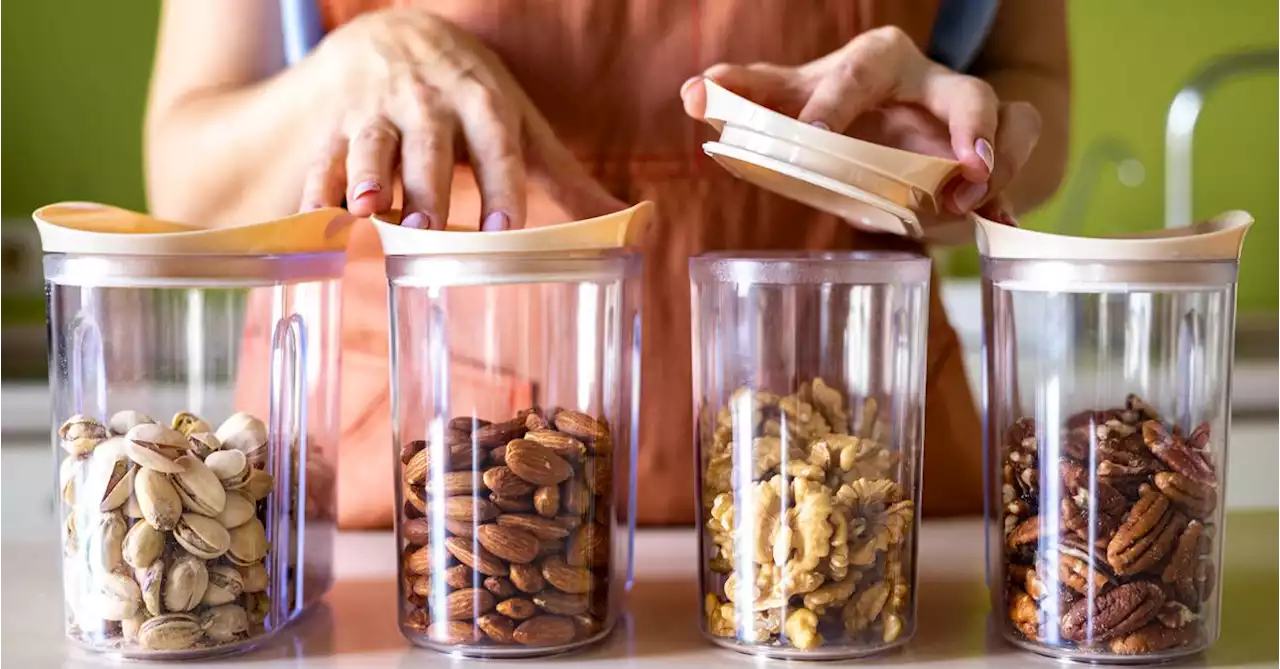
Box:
[33,202,355,256]
[699,79,962,239]
[975,211,1253,261]
[371,201,653,255]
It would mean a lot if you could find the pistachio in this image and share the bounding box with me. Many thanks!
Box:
[236,468,274,502]
[205,449,250,488]
[171,411,212,437]
[88,511,128,574]
[201,603,249,642]
[228,517,269,565]
[135,468,183,531]
[238,562,269,593]
[81,437,129,511]
[137,559,165,616]
[215,412,268,467]
[121,613,148,642]
[138,614,202,651]
[108,410,154,436]
[60,456,80,506]
[60,414,108,456]
[174,513,232,560]
[202,565,245,606]
[164,553,209,612]
[122,520,165,570]
[243,591,270,624]
[216,491,256,529]
[186,431,222,459]
[90,570,142,621]
[172,455,227,516]
[122,493,145,520]
[124,424,188,474]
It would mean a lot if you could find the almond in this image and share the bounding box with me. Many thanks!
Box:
[404,609,429,633]
[449,416,490,433]
[524,412,551,431]
[584,456,612,496]
[439,471,483,497]
[484,576,516,599]
[532,590,589,615]
[445,564,476,589]
[497,597,537,620]
[566,523,610,568]
[445,519,476,538]
[561,479,589,515]
[483,467,537,496]
[443,427,474,448]
[400,440,425,465]
[496,514,571,540]
[509,562,545,593]
[403,483,426,515]
[403,448,429,486]
[572,613,603,639]
[412,576,431,597]
[534,486,560,517]
[541,555,597,594]
[539,539,565,556]
[477,613,516,644]
[447,587,496,620]
[445,536,509,576]
[555,515,583,532]
[402,518,430,546]
[438,496,500,522]
[505,440,573,486]
[477,524,540,564]
[490,493,534,513]
[553,411,610,442]
[523,430,587,460]
[488,445,507,466]
[594,503,611,526]
[474,419,527,448]
[514,615,576,646]
[428,621,484,644]
[405,544,431,574]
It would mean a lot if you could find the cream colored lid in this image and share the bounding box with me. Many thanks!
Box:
[975,210,1253,261]
[33,202,355,256]
[700,79,961,238]
[371,201,653,256]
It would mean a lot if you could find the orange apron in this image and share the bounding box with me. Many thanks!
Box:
[244,0,982,527]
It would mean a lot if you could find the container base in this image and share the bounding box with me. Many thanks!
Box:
[704,633,910,660]
[1002,630,1206,665]
[68,630,272,662]
[402,622,614,659]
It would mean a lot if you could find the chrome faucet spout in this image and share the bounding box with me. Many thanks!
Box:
[1164,50,1278,228]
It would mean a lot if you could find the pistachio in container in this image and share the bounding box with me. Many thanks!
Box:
[372,204,648,657]
[979,212,1252,662]
[37,203,352,659]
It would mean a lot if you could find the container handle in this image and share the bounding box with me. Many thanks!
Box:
[268,310,309,621]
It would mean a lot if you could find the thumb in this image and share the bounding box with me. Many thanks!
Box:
[682,62,795,121]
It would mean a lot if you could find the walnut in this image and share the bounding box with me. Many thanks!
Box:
[831,438,896,482]
[843,581,888,634]
[785,460,826,481]
[751,436,785,479]
[707,492,736,571]
[825,505,850,580]
[723,565,787,611]
[784,608,822,650]
[704,594,736,637]
[750,476,786,565]
[803,572,859,615]
[788,478,833,572]
[836,478,900,506]
[808,378,850,435]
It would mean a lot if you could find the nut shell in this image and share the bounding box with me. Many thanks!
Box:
[135,467,183,531]
[172,454,227,516]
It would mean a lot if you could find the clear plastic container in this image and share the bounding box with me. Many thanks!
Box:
[981,215,1251,662]
[387,250,640,657]
[690,252,930,659]
[47,252,342,659]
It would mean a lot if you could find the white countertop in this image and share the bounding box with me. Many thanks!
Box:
[2,514,1276,668]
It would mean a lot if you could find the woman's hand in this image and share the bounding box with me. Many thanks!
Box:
[301,9,622,229]
[680,26,1041,221]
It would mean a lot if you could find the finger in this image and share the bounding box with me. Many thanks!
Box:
[970,102,1041,211]
[298,130,348,212]
[456,85,526,231]
[917,67,1000,182]
[343,115,400,216]
[797,26,916,132]
[683,62,796,120]
[399,110,456,230]
[975,194,1019,227]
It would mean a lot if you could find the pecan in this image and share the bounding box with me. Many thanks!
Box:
[1153,472,1216,519]
[1107,622,1198,654]
[1006,516,1040,549]
[1142,421,1215,485]
[1155,601,1196,629]
[1187,422,1211,451]
[1008,587,1042,640]
[1060,581,1164,643]
[1060,493,1122,543]
[1106,489,1185,576]
[1041,551,1111,595]
[1125,394,1161,422]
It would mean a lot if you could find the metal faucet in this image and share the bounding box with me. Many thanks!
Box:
[1055,136,1145,234]
[1164,49,1278,228]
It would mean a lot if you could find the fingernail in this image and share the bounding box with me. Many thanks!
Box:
[481,211,509,232]
[810,121,830,131]
[402,212,429,230]
[952,181,988,212]
[975,139,995,173]
[352,180,381,201]
[680,76,702,97]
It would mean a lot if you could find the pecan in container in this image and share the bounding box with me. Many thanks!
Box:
[691,253,931,659]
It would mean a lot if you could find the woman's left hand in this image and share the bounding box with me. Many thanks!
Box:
[680,26,1041,222]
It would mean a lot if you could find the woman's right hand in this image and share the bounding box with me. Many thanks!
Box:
[300,9,622,229]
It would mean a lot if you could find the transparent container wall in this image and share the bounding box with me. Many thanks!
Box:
[388,252,639,657]
[47,254,341,659]
[691,253,929,659]
[984,259,1237,663]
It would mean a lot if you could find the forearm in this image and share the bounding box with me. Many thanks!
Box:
[144,48,341,225]
[985,68,1070,214]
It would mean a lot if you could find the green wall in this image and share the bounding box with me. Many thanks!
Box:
[2,1,1276,311]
